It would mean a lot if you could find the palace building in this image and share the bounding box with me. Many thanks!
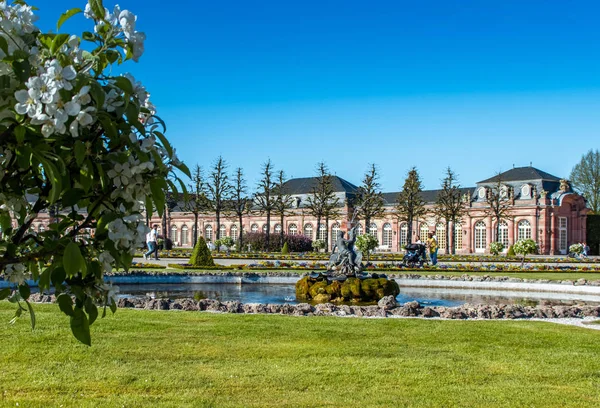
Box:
[31,166,590,255]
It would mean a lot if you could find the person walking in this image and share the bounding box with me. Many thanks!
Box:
[144,224,159,260]
[427,232,438,266]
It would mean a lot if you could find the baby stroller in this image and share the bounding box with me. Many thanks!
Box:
[402,243,428,268]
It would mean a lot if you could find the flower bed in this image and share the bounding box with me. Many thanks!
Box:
[138,249,600,263]
[130,262,166,269]
[159,260,600,274]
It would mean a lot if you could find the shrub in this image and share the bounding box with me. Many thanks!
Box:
[189,236,215,267]
[569,243,584,254]
[513,239,538,267]
[356,234,379,262]
[312,239,326,252]
[281,242,289,254]
[244,232,312,252]
[489,242,504,256]
[507,245,516,257]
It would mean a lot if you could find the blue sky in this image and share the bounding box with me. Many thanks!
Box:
[36,0,600,192]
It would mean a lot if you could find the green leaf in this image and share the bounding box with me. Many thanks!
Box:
[98,113,118,140]
[50,34,70,54]
[9,307,22,325]
[39,268,51,291]
[109,298,117,314]
[51,266,66,288]
[18,284,30,299]
[74,140,86,166]
[14,125,26,143]
[89,0,105,20]
[0,36,8,56]
[153,131,173,158]
[57,293,74,316]
[62,188,84,207]
[82,31,95,41]
[25,300,35,330]
[64,242,83,277]
[0,288,11,300]
[57,8,82,31]
[149,179,166,217]
[114,76,133,94]
[70,307,91,346]
[89,81,105,108]
[85,298,98,325]
[12,59,31,82]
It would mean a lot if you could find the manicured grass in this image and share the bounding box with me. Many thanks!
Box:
[415,271,600,281]
[1,302,600,407]
[121,267,600,282]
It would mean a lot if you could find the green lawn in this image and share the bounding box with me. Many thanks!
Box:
[1,303,600,407]
[123,267,600,282]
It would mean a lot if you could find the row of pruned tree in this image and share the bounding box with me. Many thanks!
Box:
[179,155,515,253]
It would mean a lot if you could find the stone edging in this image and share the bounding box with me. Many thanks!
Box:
[25,293,600,321]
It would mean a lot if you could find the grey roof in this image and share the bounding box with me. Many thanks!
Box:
[478,166,561,184]
[383,187,474,205]
[280,176,359,195]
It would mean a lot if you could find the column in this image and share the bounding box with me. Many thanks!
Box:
[486,215,493,252]
[466,216,473,253]
[550,212,556,254]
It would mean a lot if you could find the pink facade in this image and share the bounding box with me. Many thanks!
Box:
[29,167,589,255]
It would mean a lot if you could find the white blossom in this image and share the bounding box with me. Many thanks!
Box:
[5,263,27,285]
[68,106,96,137]
[14,88,42,118]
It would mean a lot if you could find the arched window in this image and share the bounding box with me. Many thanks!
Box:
[230,225,238,242]
[251,224,259,233]
[204,224,213,241]
[331,223,340,247]
[517,220,532,241]
[498,220,509,249]
[436,223,446,250]
[181,225,189,246]
[262,224,267,233]
[219,224,227,239]
[382,223,392,248]
[474,221,486,252]
[400,223,408,248]
[454,222,463,251]
[274,224,282,234]
[356,224,363,236]
[170,225,178,241]
[419,223,429,243]
[288,223,298,235]
[369,223,377,239]
[317,223,327,241]
[303,223,313,239]
[38,224,45,233]
[192,224,197,242]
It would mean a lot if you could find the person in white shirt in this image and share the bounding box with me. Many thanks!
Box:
[144,224,159,260]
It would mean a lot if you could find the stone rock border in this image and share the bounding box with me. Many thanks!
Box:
[27,293,600,320]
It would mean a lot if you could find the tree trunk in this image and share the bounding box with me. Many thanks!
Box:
[280,212,284,249]
[316,215,321,252]
[193,213,199,246]
[325,216,329,251]
[216,210,221,241]
[407,216,413,244]
[238,214,243,252]
[445,220,450,254]
[265,211,271,252]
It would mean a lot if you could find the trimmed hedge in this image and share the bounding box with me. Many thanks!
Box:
[190,236,215,267]
[244,232,312,252]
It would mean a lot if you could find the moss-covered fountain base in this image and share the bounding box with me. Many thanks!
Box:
[295,273,400,303]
